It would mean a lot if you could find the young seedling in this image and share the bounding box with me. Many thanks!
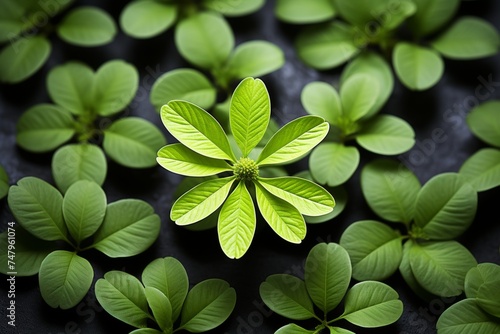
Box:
[437,262,500,333]
[276,0,500,90]
[0,177,161,309]
[16,60,167,192]
[95,256,237,334]
[340,158,478,299]
[157,77,335,259]
[301,53,415,187]
[260,242,404,333]
[458,100,500,192]
[0,0,117,83]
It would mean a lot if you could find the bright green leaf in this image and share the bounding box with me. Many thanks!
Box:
[120,0,177,38]
[309,143,360,187]
[202,0,265,16]
[437,299,500,334]
[145,287,173,332]
[276,323,317,333]
[477,280,500,318]
[226,41,285,79]
[130,328,163,334]
[341,74,379,121]
[465,263,500,299]
[301,81,342,125]
[459,148,500,192]
[407,0,460,36]
[467,100,500,148]
[275,0,336,24]
[399,240,435,301]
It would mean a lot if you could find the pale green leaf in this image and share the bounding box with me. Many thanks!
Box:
[57,6,117,46]
[341,74,379,121]
[393,42,444,90]
[92,199,161,257]
[103,117,167,168]
[415,173,477,240]
[179,279,236,332]
[333,0,396,28]
[296,21,360,70]
[459,148,500,192]
[341,281,403,327]
[477,280,500,318]
[309,143,360,187]
[301,81,342,125]
[7,177,67,241]
[437,299,500,334]
[357,115,415,155]
[150,68,216,111]
[218,181,256,259]
[328,327,355,334]
[52,143,107,194]
[39,251,93,309]
[161,100,235,161]
[259,274,316,320]
[63,180,106,242]
[275,0,336,24]
[465,263,500,299]
[0,36,51,83]
[142,257,189,322]
[175,12,233,69]
[171,177,236,225]
[17,104,75,153]
[340,220,402,281]
[399,240,435,301]
[202,0,265,16]
[120,0,177,38]
[226,41,285,79]
[361,158,420,224]
[95,270,150,328]
[409,241,478,297]
[466,100,500,148]
[431,17,500,60]
[230,77,270,156]
[145,287,173,332]
[276,324,317,333]
[257,116,329,166]
[258,177,334,216]
[305,243,351,313]
[407,0,460,36]
[255,183,306,243]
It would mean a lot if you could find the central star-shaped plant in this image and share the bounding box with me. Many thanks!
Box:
[157,77,335,259]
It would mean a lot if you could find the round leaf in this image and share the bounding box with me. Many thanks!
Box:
[203,0,265,16]
[57,6,117,46]
[120,0,177,38]
[437,299,500,334]
[309,143,360,187]
[275,0,336,24]
[226,40,285,79]
[103,117,167,168]
[466,100,500,148]
[301,81,342,125]
[465,263,500,299]
[340,74,379,121]
[393,42,444,90]
[39,250,93,309]
[407,0,460,36]
[459,148,500,192]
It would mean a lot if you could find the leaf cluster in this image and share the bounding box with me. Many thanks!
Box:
[95,256,237,334]
[259,242,404,333]
[0,177,161,309]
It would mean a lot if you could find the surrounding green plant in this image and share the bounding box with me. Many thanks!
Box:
[301,53,415,187]
[157,77,335,259]
[437,262,500,333]
[0,0,117,83]
[276,0,500,90]
[458,100,500,192]
[0,177,161,309]
[95,256,237,334]
[0,164,8,200]
[339,158,478,299]
[15,59,167,191]
[120,0,264,39]
[260,242,404,333]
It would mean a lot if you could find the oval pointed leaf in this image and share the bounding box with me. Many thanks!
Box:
[275,0,336,24]
[171,177,236,225]
[276,323,317,334]
[161,100,235,161]
[393,42,444,90]
[175,12,233,69]
[92,199,161,257]
[465,263,500,299]
[341,281,403,327]
[467,100,500,148]
[39,251,93,309]
[203,0,265,16]
[409,241,478,297]
[17,104,75,153]
[431,17,500,60]
[142,257,189,322]
[95,270,150,328]
[218,181,256,259]
[104,117,167,168]
[259,274,316,320]
[399,240,436,301]
[150,68,216,111]
[415,173,477,239]
[341,74,379,121]
[8,177,67,241]
[309,143,360,187]
[305,243,351,313]
[407,0,460,36]
[459,148,500,192]
[230,77,270,156]
[145,287,173,332]
[340,220,403,281]
[63,180,106,242]
[120,0,177,38]
[179,279,236,332]
[226,41,285,79]
[0,36,51,83]
[52,143,107,194]
[357,115,415,155]
[477,280,500,318]
[437,298,500,334]
[301,81,342,125]
[57,6,117,46]
[258,177,335,216]
[361,158,421,224]
[257,116,329,166]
